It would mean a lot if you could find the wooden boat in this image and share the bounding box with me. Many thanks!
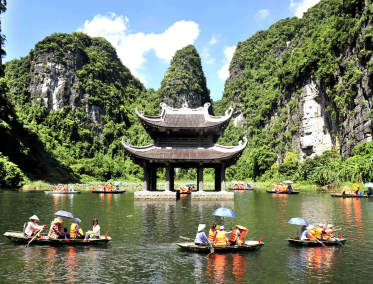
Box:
[229,187,254,190]
[44,191,81,194]
[92,190,126,194]
[4,232,111,245]
[286,238,347,246]
[266,190,299,194]
[176,241,264,252]
[330,193,370,198]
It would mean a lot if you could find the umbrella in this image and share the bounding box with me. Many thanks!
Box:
[364,182,373,187]
[232,181,238,185]
[54,210,75,219]
[185,183,196,186]
[247,181,253,184]
[283,180,293,184]
[114,181,122,186]
[213,208,236,226]
[288,217,308,226]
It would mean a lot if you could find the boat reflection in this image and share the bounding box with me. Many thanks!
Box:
[205,253,247,283]
[66,246,78,283]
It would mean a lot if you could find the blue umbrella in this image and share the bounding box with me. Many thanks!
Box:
[185,183,196,186]
[54,210,75,219]
[212,208,236,218]
[283,180,293,184]
[364,182,373,187]
[288,217,308,225]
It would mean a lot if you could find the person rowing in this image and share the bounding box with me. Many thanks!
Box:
[314,224,333,241]
[364,187,373,196]
[25,215,46,237]
[194,224,211,246]
[341,186,351,195]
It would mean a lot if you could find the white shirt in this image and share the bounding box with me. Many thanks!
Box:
[25,221,43,236]
[300,229,312,240]
[92,224,100,236]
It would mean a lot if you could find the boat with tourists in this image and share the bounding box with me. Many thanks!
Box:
[4,232,111,245]
[286,238,347,246]
[229,181,254,190]
[44,191,81,194]
[267,190,299,194]
[330,193,370,198]
[92,190,126,194]
[179,183,196,194]
[176,241,264,252]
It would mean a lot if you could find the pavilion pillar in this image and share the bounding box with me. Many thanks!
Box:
[150,165,157,191]
[220,164,226,192]
[170,165,175,191]
[215,165,221,191]
[165,163,170,191]
[198,163,203,192]
[143,164,149,191]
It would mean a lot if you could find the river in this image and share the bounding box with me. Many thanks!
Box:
[1,190,373,283]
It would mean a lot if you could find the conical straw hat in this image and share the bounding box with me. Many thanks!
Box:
[29,215,39,221]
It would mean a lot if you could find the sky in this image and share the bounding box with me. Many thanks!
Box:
[2,0,320,101]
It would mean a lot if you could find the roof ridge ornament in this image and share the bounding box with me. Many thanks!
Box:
[204,102,211,110]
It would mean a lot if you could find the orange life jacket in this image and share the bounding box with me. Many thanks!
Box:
[208,228,216,243]
[229,229,239,242]
[70,223,79,239]
[216,231,228,246]
[306,229,315,240]
[314,227,323,240]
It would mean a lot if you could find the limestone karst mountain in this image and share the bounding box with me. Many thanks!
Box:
[159,44,212,109]
[218,0,373,161]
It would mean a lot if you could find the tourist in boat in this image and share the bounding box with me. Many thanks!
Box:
[325,224,335,240]
[194,224,211,246]
[48,218,64,239]
[287,184,294,192]
[352,184,362,196]
[69,185,75,192]
[70,218,84,239]
[341,186,351,195]
[246,183,252,189]
[229,225,248,246]
[300,225,315,241]
[61,186,67,192]
[100,184,106,191]
[84,218,100,242]
[314,224,329,241]
[25,215,46,237]
[208,224,218,244]
[107,183,113,191]
[215,226,232,246]
[364,187,373,196]
[115,185,120,191]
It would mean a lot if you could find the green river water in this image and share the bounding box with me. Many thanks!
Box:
[1,189,373,283]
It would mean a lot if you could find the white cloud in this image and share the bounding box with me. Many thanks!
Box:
[209,34,218,45]
[218,45,236,80]
[201,47,215,64]
[290,0,321,18]
[78,13,200,83]
[254,9,269,21]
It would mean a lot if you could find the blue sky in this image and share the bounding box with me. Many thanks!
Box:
[3,0,320,101]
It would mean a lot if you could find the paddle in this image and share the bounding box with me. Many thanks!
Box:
[312,236,327,248]
[27,228,44,246]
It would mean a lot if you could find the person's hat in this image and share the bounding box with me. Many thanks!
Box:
[307,225,314,230]
[219,226,225,230]
[29,215,39,221]
[52,218,62,224]
[319,223,325,227]
[327,224,333,228]
[74,218,81,224]
[301,225,307,230]
[197,224,206,231]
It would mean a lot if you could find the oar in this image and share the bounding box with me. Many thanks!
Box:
[27,228,44,246]
[311,235,327,248]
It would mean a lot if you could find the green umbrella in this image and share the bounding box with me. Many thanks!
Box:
[114,181,122,186]
[283,180,293,184]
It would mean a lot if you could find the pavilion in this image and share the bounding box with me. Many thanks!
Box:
[122,102,247,200]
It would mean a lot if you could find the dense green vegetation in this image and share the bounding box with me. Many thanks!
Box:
[215,0,373,185]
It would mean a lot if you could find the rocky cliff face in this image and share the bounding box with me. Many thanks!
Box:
[221,0,373,160]
[159,45,212,109]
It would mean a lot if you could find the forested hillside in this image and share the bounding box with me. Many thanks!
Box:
[217,0,373,184]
